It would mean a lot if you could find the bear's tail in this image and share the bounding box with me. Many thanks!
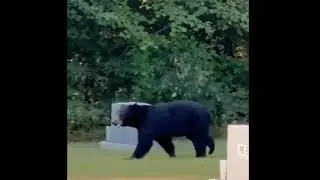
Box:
[207,125,215,155]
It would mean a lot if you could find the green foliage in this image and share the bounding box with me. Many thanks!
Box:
[67,0,249,141]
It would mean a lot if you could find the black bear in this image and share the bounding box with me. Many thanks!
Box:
[111,100,215,159]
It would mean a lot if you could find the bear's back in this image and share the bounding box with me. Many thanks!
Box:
[145,100,211,136]
[154,100,208,118]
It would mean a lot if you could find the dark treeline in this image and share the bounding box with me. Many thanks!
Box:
[67,0,249,141]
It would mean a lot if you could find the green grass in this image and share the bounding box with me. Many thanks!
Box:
[68,139,226,179]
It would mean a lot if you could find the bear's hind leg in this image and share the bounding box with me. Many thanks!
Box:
[188,136,207,158]
[207,136,215,155]
[155,136,176,157]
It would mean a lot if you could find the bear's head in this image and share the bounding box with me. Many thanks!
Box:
[111,103,152,128]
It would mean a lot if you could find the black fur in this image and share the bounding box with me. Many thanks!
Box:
[119,100,216,159]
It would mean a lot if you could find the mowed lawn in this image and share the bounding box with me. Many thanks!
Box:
[68,139,226,180]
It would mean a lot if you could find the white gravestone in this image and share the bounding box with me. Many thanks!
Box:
[106,126,138,145]
[100,102,159,150]
[225,124,249,180]
[219,159,227,180]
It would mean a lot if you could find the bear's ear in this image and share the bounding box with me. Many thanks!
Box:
[129,103,148,114]
[127,103,140,112]
[132,103,142,109]
[138,104,151,114]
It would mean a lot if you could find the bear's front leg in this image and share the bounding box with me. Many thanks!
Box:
[155,136,176,157]
[130,132,154,159]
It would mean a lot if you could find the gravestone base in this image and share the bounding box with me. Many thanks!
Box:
[100,126,161,151]
[99,141,137,151]
[100,125,138,151]
[99,140,161,151]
